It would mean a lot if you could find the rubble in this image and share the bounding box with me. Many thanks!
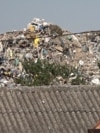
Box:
[0,18,100,87]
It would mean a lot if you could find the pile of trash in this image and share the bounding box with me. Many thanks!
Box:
[0,18,100,87]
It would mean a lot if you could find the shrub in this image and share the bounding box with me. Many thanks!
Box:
[14,59,85,86]
[49,24,63,36]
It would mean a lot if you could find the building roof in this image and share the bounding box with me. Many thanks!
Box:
[0,85,100,133]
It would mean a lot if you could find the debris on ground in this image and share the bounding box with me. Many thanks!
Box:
[0,18,100,87]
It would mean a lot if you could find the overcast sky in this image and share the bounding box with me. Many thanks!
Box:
[0,0,100,33]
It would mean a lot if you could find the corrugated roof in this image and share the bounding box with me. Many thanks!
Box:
[0,85,100,133]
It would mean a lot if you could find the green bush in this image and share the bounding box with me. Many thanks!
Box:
[49,24,63,36]
[14,59,85,86]
[71,76,85,85]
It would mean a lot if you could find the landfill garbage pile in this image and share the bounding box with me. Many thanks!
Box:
[0,18,100,87]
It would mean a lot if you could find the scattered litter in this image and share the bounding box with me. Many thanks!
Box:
[0,17,100,87]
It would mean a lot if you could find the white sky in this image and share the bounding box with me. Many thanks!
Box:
[0,0,100,33]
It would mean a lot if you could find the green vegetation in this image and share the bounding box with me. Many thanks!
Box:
[14,59,85,86]
[49,24,63,36]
